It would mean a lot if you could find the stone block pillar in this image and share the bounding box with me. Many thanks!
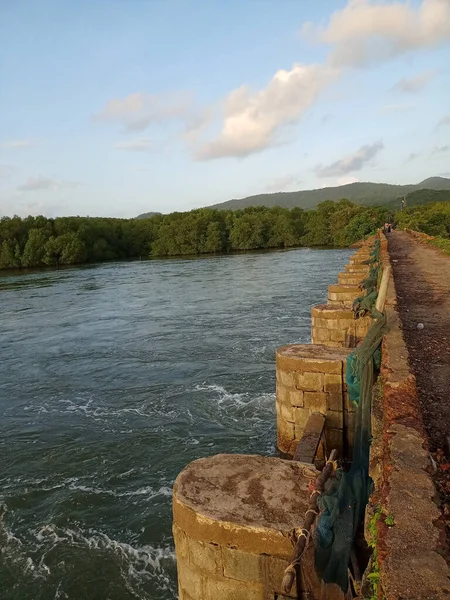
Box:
[328,284,363,306]
[345,264,370,274]
[276,344,352,458]
[337,272,364,286]
[173,454,344,600]
[311,304,371,348]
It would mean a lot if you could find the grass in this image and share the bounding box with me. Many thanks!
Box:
[428,237,450,255]
[365,505,394,600]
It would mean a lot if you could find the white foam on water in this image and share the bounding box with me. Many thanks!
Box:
[194,383,275,415]
[34,524,177,595]
[194,383,247,407]
[1,512,177,597]
[2,475,173,505]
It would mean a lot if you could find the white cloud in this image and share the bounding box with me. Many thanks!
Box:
[1,139,36,148]
[391,70,436,93]
[94,92,193,132]
[316,141,384,177]
[435,115,450,130]
[115,138,158,152]
[337,175,359,186]
[406,152,420,163]
[194,64,339,160]
[17,176,80,192]
[264,174,299,192]
[303,0,450,67]
[93,1,450,162]
[431,145,449,155]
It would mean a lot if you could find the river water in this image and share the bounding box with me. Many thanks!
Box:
[0,247,351,600]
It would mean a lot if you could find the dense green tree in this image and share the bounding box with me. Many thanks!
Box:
[1,198,448,272]
[21,228,50,267]
[0,240,21,269]
[203,221,226,253]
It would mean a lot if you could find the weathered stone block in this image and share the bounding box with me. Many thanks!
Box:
[338,272,363,285]
[173,523,190,562]
[312,328,331,342]
[327,391,343,412]
[324,373,343,392]
[276,384,288,404]
[329,329,347,342]
[293,407,313,430]
[327,410,344,429]
[203,577,264,600]
[177,558,204,599]
[259,555,296,599]
[280,401,295,423]
[304,391,328,412]
[296,371,324,391]
[345,264,370,273]
[188,535,223,574]
[315,317,340,329]
[279,370,295,388]
[337,317,355,330]
[277,419,295,454]
[311,316,328,328]
[222,546,261,582]
[289,388,304,408]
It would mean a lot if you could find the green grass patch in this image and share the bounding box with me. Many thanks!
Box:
[428,237,450,255]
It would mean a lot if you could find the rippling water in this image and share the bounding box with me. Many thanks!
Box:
[0,248,351,600]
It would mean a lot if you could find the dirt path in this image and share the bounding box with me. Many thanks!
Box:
[388,230,450,452]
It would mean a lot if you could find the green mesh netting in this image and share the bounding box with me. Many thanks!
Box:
[353,241,382,318]
[313,314,387,592]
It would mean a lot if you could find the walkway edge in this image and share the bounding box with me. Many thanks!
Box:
[367,232,450,599]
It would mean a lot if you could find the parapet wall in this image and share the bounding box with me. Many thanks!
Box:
[366,233,449,599]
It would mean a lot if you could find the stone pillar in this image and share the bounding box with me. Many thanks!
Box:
[328,284,363,306]
[345,263,370,274]
[338,272,365,285]
[311,304,371,348]
[349,255,369,265]
[173,454,344,600]
[276,344,352,458]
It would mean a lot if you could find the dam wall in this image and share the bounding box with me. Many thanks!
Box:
[172,234,449,599]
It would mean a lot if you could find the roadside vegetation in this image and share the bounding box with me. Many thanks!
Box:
[0,198,449,270]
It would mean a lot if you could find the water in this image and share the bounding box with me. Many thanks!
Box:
[0,247,351,600]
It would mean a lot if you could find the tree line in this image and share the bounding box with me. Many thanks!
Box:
[0,198,447,271]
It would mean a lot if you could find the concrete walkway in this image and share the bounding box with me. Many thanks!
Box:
[387,230,450,451]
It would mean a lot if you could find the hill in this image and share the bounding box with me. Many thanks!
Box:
[136,211,162,220]
[206,177,450,211]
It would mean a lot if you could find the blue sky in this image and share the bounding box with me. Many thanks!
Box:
[1,0,449,218]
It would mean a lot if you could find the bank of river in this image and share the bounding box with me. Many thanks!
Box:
[0,247,351,600]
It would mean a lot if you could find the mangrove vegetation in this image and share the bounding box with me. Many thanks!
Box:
[1,198,449,270]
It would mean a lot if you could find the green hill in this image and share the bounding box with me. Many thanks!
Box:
[206,177,450,211]
[135,211,162,220]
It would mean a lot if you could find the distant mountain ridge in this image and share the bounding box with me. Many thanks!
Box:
[206,176,450,211]
[135,177,450,218]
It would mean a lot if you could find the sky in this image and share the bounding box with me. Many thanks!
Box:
[0,0,449,219]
